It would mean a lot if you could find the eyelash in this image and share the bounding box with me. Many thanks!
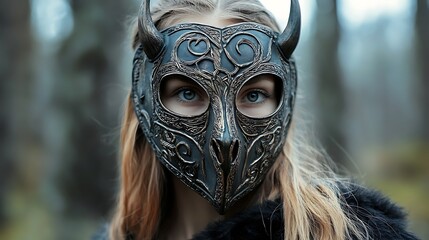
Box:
[243,89,271,103]
[173,87,201,102]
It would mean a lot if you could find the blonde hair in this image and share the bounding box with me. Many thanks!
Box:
[110,0,367,239]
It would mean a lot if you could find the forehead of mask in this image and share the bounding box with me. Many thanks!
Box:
[158,17,279,67]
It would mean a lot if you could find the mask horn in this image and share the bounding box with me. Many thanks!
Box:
[277,0,301,58]
[138,0,164,60]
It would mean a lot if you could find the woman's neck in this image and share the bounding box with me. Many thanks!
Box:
[160,177,222,240]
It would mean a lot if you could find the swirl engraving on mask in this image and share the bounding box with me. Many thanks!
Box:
[155,122,209,192]
[223,33,263,76]
[172,31,222,79]
[235,126,283,193]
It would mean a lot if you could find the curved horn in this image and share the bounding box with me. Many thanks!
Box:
[138,0,164,60]
[277,0,301,58]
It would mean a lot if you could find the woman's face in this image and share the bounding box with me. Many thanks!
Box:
[160,16,280,118]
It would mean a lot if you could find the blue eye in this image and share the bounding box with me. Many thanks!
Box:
[246,91,266,103]
[178,89,197,101]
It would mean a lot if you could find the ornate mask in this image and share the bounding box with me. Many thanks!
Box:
[132,0,301,213]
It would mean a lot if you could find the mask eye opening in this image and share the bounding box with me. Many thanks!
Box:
[235,73,284,119]
[159,74,210,117]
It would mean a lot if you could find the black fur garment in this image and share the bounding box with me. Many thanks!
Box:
[191,184,418,240]
[93,184,419,240]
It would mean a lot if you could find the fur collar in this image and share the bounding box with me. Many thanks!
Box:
[191,184,418,240]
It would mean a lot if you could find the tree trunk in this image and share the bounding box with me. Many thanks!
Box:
[54,1,132,218]
[312,0,346,165]
[415,0,429,141]
[0,0,32,226]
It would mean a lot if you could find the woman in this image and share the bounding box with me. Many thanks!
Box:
[97,0,418,239]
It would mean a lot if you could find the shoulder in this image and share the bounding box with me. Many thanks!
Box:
[339,183,419,240]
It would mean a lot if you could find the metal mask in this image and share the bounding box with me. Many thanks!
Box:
[132,0,301,213]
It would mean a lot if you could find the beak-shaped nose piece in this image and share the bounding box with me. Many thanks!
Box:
[211,138,239,176]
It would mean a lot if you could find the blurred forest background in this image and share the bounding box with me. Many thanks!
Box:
[0,0,428,239]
